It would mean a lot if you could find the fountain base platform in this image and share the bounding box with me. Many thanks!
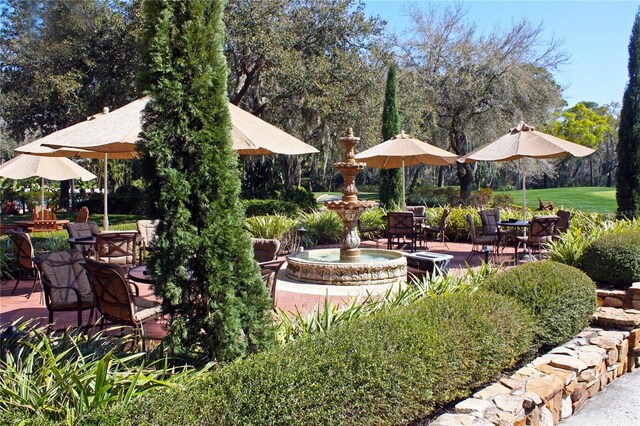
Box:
[286,248,407,286]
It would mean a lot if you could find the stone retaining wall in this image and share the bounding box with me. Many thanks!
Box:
[597,282,640,309]
[430,306,640,426]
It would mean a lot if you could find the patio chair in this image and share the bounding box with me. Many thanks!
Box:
[67,222,100,256]
[75,206,89,223]
[516,215,559,260]
[8,232,41,298]
[82,258,162,350]
[251,238,285,303]
[95,232,138,273]
[555,210,572,236]
[465,214,497,262]
[480,208,511,252]
[422,209,450,249]
[406,205,427,228]
[386,212,418,252]
[33,249,95,327]
[137,220,159,262]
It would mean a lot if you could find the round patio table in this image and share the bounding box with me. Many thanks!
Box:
[497,220,530,263]
[128,264,155,285]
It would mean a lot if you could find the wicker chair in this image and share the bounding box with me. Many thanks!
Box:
[95,232,138,273]
[33,249,95,327]
[555,210,572,236]
[137,220,159,262]
[480,208,511,252]
[8,232,41,298]
[516,215,559,260]
[82,259,162,350]
[386,212,417,252]
[75,206,89,223]
[465,214,497,262]
[251,238,285,304]
[423,209,450,249]
[67,222,100,256]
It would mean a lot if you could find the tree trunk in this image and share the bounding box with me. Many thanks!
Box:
[59,180,71,211]
[448,115,473,201]
[437,167,444,187]
[590,157,594,186]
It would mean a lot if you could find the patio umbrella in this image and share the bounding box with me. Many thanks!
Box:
[458,121,596,219]
[354,131,458,210]
[16,97,318,229]
[0,154,96,213]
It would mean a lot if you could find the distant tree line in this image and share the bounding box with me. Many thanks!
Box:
[0,0,620,207]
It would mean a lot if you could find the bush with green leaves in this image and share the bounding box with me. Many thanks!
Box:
[299,209,342,246]
[482,261,596,348]
[580,231,640,289]
[89,292,535,425]
[242,198,300,217]
[0,321,207,425]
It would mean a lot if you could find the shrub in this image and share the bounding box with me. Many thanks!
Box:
[299,210,342,246]
[358,206,386,230]
[444,207,480,242]
[90,293,535,425]
[580,231,640,289]
[281,186,317,211]
[483,261,596,348]
[243,199,300,217]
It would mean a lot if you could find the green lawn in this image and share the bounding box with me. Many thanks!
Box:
[496,187,616,213]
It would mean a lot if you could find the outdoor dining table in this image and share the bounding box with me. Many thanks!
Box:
[16,219,70,232]
[128,264,155,285]
[496,220,530,263]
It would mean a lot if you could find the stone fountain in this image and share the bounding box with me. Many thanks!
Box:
[286,129,406,286]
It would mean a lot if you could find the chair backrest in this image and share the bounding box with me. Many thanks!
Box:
[34,249,93,309]
[465,214,478,241]
[67,222,100,238]
[480,209,499,236]
[33,209,56,221]
[82,258,135,325]
[406,205,426,217]
[556,210,572,234]
[95,232,138,267]
[530,215,559,239]
[437,209,450,230]
[387,212,415,236]
[137,220,159,245]
[76,206,89,223]
[9,232,35,270]
[251,238,281,263]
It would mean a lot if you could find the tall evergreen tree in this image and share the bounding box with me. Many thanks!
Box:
[138,0,275,360]
[378,64,402,207]
[617,9,640,218]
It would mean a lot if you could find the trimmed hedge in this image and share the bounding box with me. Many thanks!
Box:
[580,231,640,289]
[242,199,300,217]
[88,292,535,425]
[483,261,597,348]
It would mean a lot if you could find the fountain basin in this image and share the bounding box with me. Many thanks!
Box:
[286,248,407,286]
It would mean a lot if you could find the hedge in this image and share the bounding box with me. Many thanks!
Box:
[580,231,640,289]
[483,261,597,348]
[87,292,535,425]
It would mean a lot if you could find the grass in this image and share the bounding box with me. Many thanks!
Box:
[1,213,144,227]
[312,191,378,202]
[496,187,616,213]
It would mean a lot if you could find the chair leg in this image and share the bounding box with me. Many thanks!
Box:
[11,274,21,294]
[26,271,41,300]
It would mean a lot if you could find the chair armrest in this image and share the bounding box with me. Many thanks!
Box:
[127,280,140,296]
[43,284,83,305]
[258,259,286,273]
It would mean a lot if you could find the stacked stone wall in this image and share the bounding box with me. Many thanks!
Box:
[430,306,640,426]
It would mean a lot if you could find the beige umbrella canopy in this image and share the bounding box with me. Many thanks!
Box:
[355,131,458,209]
[458,121,596,219]
[16,97,318,228]
[0,154,96,212]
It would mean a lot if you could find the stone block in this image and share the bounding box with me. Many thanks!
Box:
[548,355,588,373]
[627,328,640,349]
[525,375,565,403]
[603,296,624,308]
[606,348,619,366]
[499,377,525,390]
[473,382,511,400]
[572,394,589,413]
[633,300,640,310]
[484,407,524,426]
[493,394,525,415]
[629,282,640,294]
[525,406,542,426]
[580,344,607,356]
[577,350,605,368]
[429,413,493,426]
[522,391,543,408]
[587,380,600,398]
[545,391,563,424]
[589,335,619,350]
[617,357,628,376]
[570,381,588,402]
[536,364,577,385]
[561,394,573,419]
[512,366,544,380]
[628,355,637,372]
[617,338,629,361]
[455,398,494,414]
[539,406,554,426]
[549,346,577,356]
[578,367,596,382]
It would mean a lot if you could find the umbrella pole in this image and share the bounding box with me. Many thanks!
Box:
[521,158,527,221]
[103,153,109,230]
[41,177,45,213]
[402,158,406,211]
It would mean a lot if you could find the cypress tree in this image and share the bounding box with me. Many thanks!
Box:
[617,9,640,218]
[379,64,402,207]
[138,0,275,360]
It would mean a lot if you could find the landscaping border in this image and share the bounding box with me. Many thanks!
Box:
[430,306,640,425]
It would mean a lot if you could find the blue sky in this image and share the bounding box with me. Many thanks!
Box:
[363,1,639,108]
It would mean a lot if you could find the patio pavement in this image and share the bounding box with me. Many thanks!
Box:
[0,239,519,341]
